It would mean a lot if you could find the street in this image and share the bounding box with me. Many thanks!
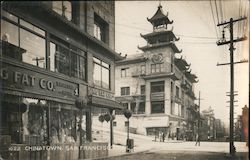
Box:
[103,150,248,160]
[92,127,248,160]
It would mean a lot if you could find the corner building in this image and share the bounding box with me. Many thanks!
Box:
[114,5,198,140]
[0,1,123,160]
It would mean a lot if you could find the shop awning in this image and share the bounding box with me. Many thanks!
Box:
[88,95,124,110]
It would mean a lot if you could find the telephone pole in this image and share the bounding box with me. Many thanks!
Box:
[217,17,247,155]
[197,91,204,138]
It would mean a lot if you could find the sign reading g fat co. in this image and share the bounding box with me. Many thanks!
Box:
[0,64,79,101]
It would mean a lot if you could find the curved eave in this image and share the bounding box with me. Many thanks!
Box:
[147,5,173,25]
[141,72,179,80]
[116,57,147,66]
[140,30,180,42]
[138,42,182,53]
[175,57,191,71]
[185,73,199,83]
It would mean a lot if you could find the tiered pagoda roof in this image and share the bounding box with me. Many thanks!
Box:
[147,4,173,27]
[138,4,182,54]
[174,56,190,71]
[138,41,182,53]
[185,70,198,83]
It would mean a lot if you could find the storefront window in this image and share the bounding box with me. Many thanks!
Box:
[93,62,102,86]
[93,57,110,89]
[102,67,110,89]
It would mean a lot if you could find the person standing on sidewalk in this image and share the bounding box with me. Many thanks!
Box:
[195,133,200,146]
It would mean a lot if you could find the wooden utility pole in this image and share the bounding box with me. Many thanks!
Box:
[217,17,247,155]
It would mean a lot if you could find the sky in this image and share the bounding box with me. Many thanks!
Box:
[114,0,249,125]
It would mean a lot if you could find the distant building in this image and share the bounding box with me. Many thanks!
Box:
[235,105,249,145]
[242,105,249,146]
[200,107,226,141]
[113,4,198,140]
[234,115,244,141]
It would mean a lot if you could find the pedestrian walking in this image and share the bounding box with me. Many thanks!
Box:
[162,132,165,142]
[195,133,200,146]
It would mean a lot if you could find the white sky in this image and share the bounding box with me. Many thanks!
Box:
[115,0,249,125]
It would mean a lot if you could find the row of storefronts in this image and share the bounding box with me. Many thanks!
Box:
[1,1,123,160]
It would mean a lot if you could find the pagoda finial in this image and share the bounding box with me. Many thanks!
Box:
[159,0,162,8]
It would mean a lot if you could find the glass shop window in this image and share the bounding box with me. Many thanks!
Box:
[52,1,72,21]
[93,57,110,89]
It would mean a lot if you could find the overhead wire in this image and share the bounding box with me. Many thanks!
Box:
[210,0,219,39]
[51,6,221,41]
[214,0,220,24]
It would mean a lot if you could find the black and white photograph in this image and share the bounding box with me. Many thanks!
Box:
[0,1,249,160]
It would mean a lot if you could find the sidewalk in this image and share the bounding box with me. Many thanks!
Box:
[90,144,150,160]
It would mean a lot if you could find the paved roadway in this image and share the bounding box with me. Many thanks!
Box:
[92,126,248,159]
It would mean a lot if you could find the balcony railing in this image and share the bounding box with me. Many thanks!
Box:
[171,94,182,104]
[131,71,146,77]
[151,92,164,101]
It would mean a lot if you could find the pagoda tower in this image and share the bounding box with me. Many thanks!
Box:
[138,4,182,56]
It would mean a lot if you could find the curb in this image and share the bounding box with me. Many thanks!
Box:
[88,149,150,160]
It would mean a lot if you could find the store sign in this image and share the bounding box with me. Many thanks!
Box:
[88,87,114,100]
[0,64,79,101]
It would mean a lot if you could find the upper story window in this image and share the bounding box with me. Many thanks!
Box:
[151,81,164,93]
[50,37,87,80]
[121,87,130,96]
[176,86,180,98]
[1,10,87,81]
[1,11,46,68]
[93,57,110,89]
[140,85,145,95]
[52,1,72,21]
[131,102,145,114]
[151,63,163,73]
[141,65,146,74]
[94,13,108,43]
[151,101,164,114]
[121,68,129,77]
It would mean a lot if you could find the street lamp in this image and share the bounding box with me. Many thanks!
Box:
[123,109,132,152]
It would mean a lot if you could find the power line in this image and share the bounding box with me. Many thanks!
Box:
[210,0,219,39]
[219,0,224,23]
[214,0,220,24]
